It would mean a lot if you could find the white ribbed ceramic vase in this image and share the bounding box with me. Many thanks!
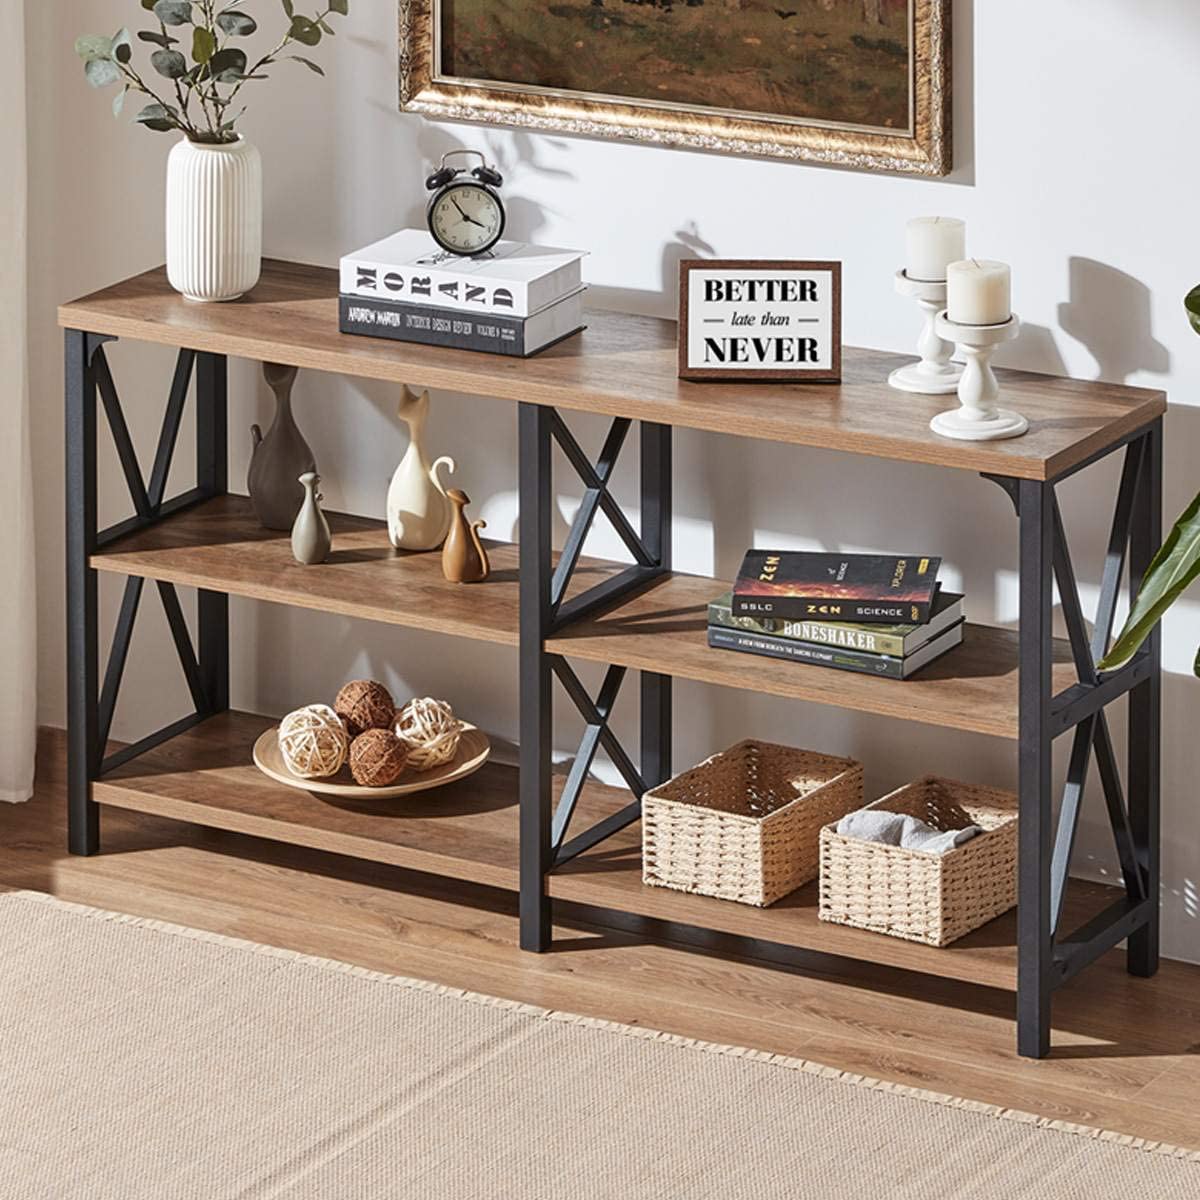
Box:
[166,137,262,303]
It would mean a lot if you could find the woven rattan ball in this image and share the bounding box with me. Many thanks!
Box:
[335,679,395,737]
[278,704,349,779]
[349,729,409,788]
[394,697,463,772]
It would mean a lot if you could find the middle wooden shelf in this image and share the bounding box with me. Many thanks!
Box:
[92,493,1076,738]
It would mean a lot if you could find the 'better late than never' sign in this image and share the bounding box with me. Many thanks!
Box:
[678,260,842,383]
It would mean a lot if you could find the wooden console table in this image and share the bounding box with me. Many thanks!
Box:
[60,260,1166,1059]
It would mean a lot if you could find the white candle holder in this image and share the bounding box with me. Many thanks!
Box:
[930,312,1027,441]
[888,269,964,395]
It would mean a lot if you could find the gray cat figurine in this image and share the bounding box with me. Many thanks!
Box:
[248,363,316,529]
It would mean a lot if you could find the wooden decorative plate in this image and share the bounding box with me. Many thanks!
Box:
[252,724,490,799]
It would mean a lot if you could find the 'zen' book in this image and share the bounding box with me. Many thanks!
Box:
[732,551,942,624]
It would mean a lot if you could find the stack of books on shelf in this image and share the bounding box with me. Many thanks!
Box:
[338,230,587,357]
[708,551,964,680]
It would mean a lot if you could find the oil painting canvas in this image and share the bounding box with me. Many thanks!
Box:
[399,0,950,175]
[441,0,911,133]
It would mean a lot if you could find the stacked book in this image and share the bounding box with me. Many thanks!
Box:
[339,230,587,357]
[709,551,964,680]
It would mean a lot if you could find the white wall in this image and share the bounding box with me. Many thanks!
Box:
[27,0,1200,961]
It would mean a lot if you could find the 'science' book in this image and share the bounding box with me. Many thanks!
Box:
[707,621,964,680]
[339,230,587,318]
[732,551,942,624]
[708,590,963,658]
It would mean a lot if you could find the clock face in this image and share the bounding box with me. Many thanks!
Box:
[429,183,505,255]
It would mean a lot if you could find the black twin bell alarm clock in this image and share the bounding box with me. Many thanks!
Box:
[425,150,506,257]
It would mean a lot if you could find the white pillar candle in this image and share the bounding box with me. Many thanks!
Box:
[905,216,966,282]
[946,259,1011,326]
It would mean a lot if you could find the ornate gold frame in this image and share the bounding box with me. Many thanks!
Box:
[399,0,950,177]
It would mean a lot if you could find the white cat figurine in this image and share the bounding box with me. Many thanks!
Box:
[387,386,456,552]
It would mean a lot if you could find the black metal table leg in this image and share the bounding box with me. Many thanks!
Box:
[1018,477,1054,1058]
[1128,418,1162,978]
[197,353,231,714]
[65,330,101,856]
[640,421,673,791]
[519,402,554,951]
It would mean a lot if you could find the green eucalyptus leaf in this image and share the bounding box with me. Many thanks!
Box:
[141,0,157,10]
[289,15,321,45]
[85,57,122,87]
[135,101,179,131]
[318,18,334,34]
[1186,284,1200,337]
[192,25,216,63]
[288,55,324,74]
[152,48,188,78]
[75,34,114,62]
[209,47,248,81]
[1099,489,1200,671]
[328,0,348,14]
[153,0,193,27]
[282,0,294,16]
[216,10,257,35]
[112,27,133,63]
[113,86,128,117]
[138,30,178,47]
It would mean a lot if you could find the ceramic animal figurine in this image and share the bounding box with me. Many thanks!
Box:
[291,472,332,565]
[248,362,316,529]
[442,489,490,584]
[387,386,456,551]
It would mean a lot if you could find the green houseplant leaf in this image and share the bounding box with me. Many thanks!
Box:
[216,11,257,36]
[1186,285,1200,337]
[153,0,193,27]
[288,15,322,45]
[1099,489,1200,673]
[74,34,114,62]
[151,48,188,79]
[85,57,122,87]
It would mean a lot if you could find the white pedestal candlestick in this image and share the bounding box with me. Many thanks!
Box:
[889,270,964,394]
[930,312,1027,441]
[946,259,1011,326]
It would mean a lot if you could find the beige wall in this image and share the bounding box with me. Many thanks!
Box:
[29,1,1200,961]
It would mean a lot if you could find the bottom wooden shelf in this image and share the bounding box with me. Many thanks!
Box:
[97,711,1118,991]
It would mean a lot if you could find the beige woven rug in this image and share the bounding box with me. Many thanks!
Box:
[1,892,1196,1200]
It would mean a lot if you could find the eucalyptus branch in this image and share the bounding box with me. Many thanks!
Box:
[75,1,348,143]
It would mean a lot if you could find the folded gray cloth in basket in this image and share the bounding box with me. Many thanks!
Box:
[836,809,983,856]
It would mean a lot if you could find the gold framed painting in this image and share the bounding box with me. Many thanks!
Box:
[398,0,950,177]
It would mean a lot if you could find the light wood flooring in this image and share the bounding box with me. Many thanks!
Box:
[5,731,1199,1151]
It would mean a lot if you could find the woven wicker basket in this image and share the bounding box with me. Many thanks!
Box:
[818,776,1018,947]
[642,740,864,907]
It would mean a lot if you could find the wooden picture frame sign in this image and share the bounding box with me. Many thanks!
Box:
[678,261,843,384]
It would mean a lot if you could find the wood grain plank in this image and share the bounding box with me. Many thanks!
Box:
[58,261,1166,481]
[91,494,627,645]
[548,573,1078,739]
[91,711,1120,991]
[95,498,1074,739]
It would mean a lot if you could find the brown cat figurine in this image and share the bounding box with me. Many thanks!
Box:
[442,489,490,584]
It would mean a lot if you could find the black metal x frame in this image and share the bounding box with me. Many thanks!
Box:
[65,330,230,856]
[987,417,1162,1057]
[518,403,672,951]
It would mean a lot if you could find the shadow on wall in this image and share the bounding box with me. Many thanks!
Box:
[1057,257,1171,383]
[414,123,575,245]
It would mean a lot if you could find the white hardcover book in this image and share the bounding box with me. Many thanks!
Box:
[339,229,587,318]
